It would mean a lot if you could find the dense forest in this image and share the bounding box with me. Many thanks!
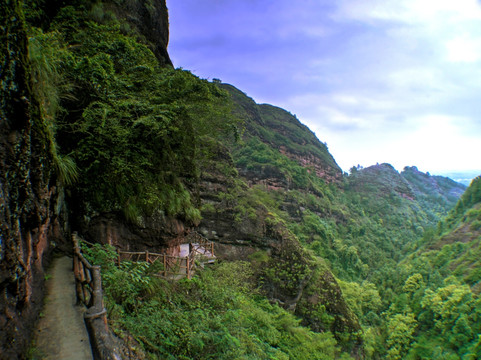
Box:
[1,0,480,359]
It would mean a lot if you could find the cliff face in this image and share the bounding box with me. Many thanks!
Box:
[257,104,342,184]
[100,0,172,65]
[22,0,174,252]
[0,0,174,357]
[84,213,187,255]
[196,83,344,251]
[0,1,64,357]
[27,0,172,66]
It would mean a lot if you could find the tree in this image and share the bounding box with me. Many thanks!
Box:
[403,273,425,294]
[385,312,417,360]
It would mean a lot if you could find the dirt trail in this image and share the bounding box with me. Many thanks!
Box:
[33,256,93,359]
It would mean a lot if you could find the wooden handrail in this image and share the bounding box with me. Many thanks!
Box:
[80,232,215,281]
[72,232,121,360]
[115,236,215,280]
[73,233,102,309]
[187,231,215,257]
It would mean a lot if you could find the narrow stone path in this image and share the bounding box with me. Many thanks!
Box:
[33,256,93,359]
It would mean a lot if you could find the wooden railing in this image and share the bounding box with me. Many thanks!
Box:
[71,232,214,357]
[187,231,215,258]
[76,231,214,282]
[73,233,104,313]
[116,232,214,279]
[117,248,197,279]
[72,233,121,360]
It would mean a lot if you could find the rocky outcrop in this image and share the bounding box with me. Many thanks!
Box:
[0,1,65,357]
[84,213,186,255]
[257,104,343,184]
[28,0,172,66]
[193,142,362,353]
[238,164,290,191]
[401,166,466,201]
[104,0,172,66]
[196,142,270,253]
[22,0,174,255]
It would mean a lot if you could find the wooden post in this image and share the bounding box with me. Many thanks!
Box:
[84,264,122,360]
[145,250,149,263]
[91,266,107,327]
[72,232,79,249]
[91,266,103,306]
[77,262,86,304]
[163,254,167,277]
[186,254,190,279]
[84,263,92,284]
[73,254,83,305]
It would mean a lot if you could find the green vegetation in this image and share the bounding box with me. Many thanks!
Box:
[234,137,330,190]
[83,243,349,359]
[256,104,336,169]
[219,99,477,358]
[369,177,481,359]
[26,4,236,224]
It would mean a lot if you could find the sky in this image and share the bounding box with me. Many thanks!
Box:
[167,0,481,178]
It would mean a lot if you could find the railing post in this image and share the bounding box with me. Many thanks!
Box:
[187,254,191,279]
[146,250,149,263]
[84,265,121,360]
[73,253,83,305]
[72,232,80,249]
[163,254,167,277]
[73,233,121,359]
[91,266,106,321]
[84,265,108,329]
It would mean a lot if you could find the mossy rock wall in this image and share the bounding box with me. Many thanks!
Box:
[0,1,64,357]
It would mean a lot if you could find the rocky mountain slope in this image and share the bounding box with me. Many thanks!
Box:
[194,83,467,356]
[223,84,342,187]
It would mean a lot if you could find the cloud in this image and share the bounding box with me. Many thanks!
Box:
[445,35,481,63]
[168,0,481,174]
[386,114,480,172]
[335,0,481,24]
